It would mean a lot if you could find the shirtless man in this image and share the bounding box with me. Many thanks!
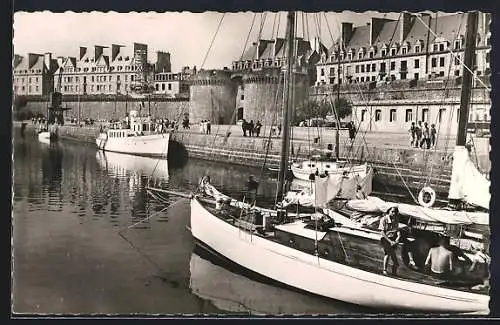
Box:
[425,235,453,277]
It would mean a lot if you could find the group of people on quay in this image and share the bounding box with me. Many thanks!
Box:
[199,120,212,134]
[409,121,437,149]
[241,119,263,137]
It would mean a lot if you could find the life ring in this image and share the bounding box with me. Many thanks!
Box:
[418,186,436,208]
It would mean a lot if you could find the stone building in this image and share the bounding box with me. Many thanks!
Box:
[312,12,491,134]
[153,66,195,98]
[231,37,327,125]
[50,43,171,96]
[189,69,236,124]
[13,53,59,96]
[315,12,491,85]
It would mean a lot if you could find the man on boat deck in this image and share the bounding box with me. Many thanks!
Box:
[354,185,367,200]
[379,206,401,276]
[425,235,453,278]
[246,175,259,205]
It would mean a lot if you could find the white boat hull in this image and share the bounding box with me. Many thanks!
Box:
[292,160,369,181]
[96,132,170,157]
[190,198,489,313]
[38,131,56,144]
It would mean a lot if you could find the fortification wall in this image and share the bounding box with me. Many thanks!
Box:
[189,69,237,124]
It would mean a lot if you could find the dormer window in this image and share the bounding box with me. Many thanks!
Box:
[401,47,407,55]
[415,45,421,53]
[390,48,396,56]
[454,40,461,50]
[348,53,353,60]
[358,52,363,59]
[381,49,387,57]
[369,51,374,58]
[439,43,445,51]
[433,44,438,52]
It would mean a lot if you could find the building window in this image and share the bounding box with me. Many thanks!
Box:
[361,65,365,73]
[355,65,359,73]
[320,68,325,76]
[389,109,397,122]
[431,58,437,68]
[439,57,445,67]
[366,64,371,72]
[155,84,159,91]
[439,71,445,77]
[414,73,419,80]
[415,45,421,53]
[454,40,461,50]
[422,108,429,122]
[414,59,420,68]
[375,109,381,121]
[371,63,376,71]
[358,52,363,59]
[329,67,335,75]
[361,110,366,122]
[372,76,376,81]
[439,43,445,51]
[433,44,438,52]
[390,62,395,70]
[454,70,460,76]
[369,52,374,58]
[402,48,407,55]
[168,83,172,90]
[361,77,365,82]
[381,49,386,57]
[405,109,413,122]
[438,108,446,123]
[380,62,386,72]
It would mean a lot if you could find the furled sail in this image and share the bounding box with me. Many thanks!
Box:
[282,167,374,207]
[448,146,490,210]
[346,196,489,226]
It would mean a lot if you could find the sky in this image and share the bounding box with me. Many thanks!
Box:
[14,11,416,72]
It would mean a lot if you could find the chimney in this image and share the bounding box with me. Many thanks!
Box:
[94,45,105,60]
[371,18,389,45]
[13,54,23,68]
[400,12,413,41]
[156,51,171,73]
[341,22,354,48]
[27,53,40,69]
[56,56,64,67]
[79,47,87,60]
[43,53,52,70]
[111,44,123,61]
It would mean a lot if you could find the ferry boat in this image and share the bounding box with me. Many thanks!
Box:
[96,110,170,157]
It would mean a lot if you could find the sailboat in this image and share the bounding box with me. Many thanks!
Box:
[38,93,60,144]
[151,11,489,313]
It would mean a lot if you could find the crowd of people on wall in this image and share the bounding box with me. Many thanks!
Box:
[409,121,437,149]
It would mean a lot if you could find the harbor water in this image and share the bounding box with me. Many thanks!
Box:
[12,131,378,315]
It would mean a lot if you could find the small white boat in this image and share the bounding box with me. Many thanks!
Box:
[96,110,170,157]
[37,124,58,144]
[291,158,370,181]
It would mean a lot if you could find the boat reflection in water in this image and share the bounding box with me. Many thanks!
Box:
[96,150,169,181]
[189,246,370,315]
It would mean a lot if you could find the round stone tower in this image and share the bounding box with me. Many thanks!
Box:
[241,67,309,127]
[189,69,237,124]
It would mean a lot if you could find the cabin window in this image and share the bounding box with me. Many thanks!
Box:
[405,109,413,122]
[375,109,381,122]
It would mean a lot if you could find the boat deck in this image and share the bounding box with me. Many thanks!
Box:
[199,198,489,296]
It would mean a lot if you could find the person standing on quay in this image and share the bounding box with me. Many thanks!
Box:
[415,121,422,148]
[430,124,437,148]
[206,120,211,134]
[409,122,416,147]
[421,122,430,149]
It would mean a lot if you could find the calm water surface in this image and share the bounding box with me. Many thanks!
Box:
[13,131,379,315]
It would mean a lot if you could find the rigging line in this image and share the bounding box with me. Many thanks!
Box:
[393,161,419,204]
[240,13,257,61]
[201,13,225,69]
[259,71,284,182]
[414,13,490,92]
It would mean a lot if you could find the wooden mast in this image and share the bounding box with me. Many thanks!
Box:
[456,11,478,147]
[277,11,296,202]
